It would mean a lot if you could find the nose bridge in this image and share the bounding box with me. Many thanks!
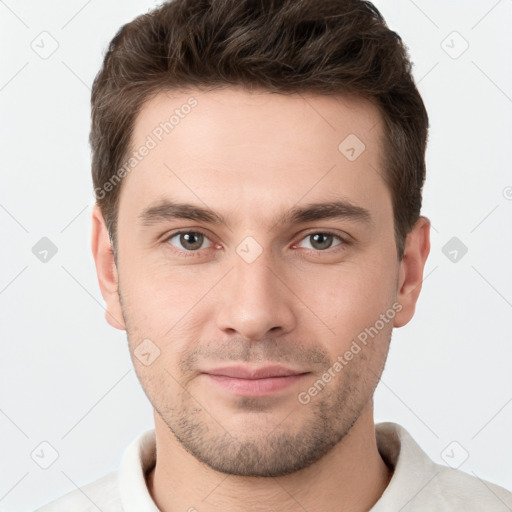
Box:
[215,240,296,340]
[233,247,277,297]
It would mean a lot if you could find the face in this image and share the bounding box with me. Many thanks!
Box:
[97,87,421,477]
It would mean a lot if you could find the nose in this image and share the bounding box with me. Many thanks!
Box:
[215,247,297,341]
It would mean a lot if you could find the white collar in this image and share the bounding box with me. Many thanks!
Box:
[117,422,435,511]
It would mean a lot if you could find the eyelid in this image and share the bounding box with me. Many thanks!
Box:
[296,228,353,243]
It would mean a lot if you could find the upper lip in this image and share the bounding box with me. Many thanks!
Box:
[203,365,308,379]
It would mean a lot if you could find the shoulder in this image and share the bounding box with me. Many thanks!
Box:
[32,471,121,512]
[375,422,512,511]
[423,464,512,511]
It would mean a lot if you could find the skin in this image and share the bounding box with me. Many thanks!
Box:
[91,87,430,512]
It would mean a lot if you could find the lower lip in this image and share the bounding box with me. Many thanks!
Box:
[204,373,308,396]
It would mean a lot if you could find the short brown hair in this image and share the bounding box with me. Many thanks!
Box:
[90,0,428,260]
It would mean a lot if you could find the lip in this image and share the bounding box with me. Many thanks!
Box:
[202,365,310,396]
[204,365,306,379]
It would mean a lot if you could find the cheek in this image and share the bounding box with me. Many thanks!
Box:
[131,355,186,415]
[291,260,397,333]
[120,252,208,317]
[119,266,215,365]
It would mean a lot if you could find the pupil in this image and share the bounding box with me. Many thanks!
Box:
[182,232,202,250]
[312,233,332,250]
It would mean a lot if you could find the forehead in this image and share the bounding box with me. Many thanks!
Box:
[120,87,389,223]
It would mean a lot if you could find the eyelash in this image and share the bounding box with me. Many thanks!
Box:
[163,229,351,258]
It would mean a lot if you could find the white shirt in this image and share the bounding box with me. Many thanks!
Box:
[33,422,512,511]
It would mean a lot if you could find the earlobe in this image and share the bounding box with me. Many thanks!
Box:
[91,204,126,331]
[393,216,431,328]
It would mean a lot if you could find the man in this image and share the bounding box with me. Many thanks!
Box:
[34,0,512,510]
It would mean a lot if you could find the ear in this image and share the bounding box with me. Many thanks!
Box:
[393,216,431,328]
[91,204,126,330]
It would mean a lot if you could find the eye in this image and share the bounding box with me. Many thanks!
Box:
[296,232,345,251]
[163,230,348,256]
[167,231,212,251]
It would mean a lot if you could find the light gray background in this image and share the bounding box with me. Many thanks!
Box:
[1,0,511,510]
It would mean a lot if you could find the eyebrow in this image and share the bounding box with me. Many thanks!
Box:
[137,199,373,229]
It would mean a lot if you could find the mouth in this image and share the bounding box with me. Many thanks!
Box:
[201,365,310,396]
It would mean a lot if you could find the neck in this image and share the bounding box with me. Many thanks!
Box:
[146,402,392,512]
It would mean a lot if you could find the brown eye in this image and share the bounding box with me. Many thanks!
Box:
[297,232,343,251]
[167,231,211,251]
